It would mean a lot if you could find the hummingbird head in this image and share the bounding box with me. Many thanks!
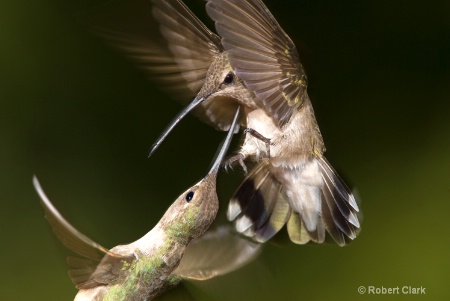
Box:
[159,106,241,246]
[196,52,256,108]
[148,52,251,157]
[160,174,219,245]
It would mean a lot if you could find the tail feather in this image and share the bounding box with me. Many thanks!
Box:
[254,191,291,243]
[228,157,361,246]
[321,189,346,246]
[287,211,326,244]
[318,157,360,241]
[229,161,290,243]
[227,162,269,221]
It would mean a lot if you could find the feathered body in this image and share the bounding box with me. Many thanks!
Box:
[204,0,361,245]
[35,171,218,301]
[71,174,217,301]
[88,0,361,246]
[34,109,260,301]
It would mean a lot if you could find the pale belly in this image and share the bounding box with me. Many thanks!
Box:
[240,108,320,168]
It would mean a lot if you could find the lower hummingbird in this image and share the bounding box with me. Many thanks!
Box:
[87,0,361,246]
[34,108,260,301]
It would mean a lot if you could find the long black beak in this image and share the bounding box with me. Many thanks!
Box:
[148,96,207,158]
[207,106,241,175]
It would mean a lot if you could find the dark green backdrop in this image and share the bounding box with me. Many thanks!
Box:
[1,0,449,300]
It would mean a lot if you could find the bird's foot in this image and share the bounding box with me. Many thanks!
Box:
[244,128,272,158]
[223,153,248,174]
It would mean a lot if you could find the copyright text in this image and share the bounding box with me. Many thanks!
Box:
[358,286,426,295]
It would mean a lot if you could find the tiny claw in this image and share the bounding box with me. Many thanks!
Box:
[244,128,272,158]
[223,153,247,174]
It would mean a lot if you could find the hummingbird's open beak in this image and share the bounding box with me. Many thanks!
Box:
[148,95,209,158]
[207,106,241,175]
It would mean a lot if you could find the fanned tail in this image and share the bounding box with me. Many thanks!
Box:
[228,157,361,246]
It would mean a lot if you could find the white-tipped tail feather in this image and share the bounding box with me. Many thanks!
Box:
[228,157,361,246]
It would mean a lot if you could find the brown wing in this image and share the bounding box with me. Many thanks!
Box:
[151,0,223,93]
[33,177,135,289]
[174,226,261,280]
[86,0,221,97]
[73,248,136,289]
[84,0,235,129]
[206,0,307,127]
[152,0,237,130]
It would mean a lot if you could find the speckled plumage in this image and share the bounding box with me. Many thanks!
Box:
[88,0,361,246]
[205,0,361,246]
[34,109,254,301]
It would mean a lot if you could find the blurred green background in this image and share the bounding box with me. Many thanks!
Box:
[1,0,449,300]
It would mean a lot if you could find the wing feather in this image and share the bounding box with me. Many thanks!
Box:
[33,177,135,289]
[206,0,308,127]
[174,226,261,280]
[84,0,235,129]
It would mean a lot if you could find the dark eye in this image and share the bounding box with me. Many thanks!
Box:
[186,191,194,202]
[223,72,234,84]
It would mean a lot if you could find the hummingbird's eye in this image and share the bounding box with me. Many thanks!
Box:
[223,72,234,85]
[186,191,194,202]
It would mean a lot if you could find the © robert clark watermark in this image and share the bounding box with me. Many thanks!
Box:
[358,286,426,295]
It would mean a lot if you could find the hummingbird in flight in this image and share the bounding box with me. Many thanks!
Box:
[88,0,361,246]
[34,108,260,301]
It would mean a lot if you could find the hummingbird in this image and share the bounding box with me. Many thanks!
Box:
[87,0,361,246]
[34,108,260,301]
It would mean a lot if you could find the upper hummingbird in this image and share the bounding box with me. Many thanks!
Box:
[34,108,260,301]
[87,0,361,246]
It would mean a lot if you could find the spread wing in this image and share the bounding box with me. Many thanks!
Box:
[150,0,223,95]
[33,177,135,289]
[86,0,221,96]
[174,226,261,280]
[83,0,236,130]
[206,0,308,127]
